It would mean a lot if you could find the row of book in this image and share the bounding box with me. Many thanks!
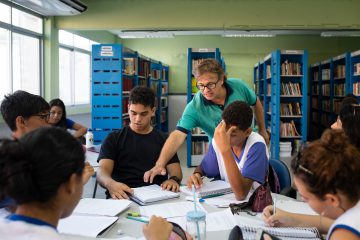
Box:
[311,97,318,109]
[322,69,331,80]
[280,82,302,95]
[354,63,360,76]
[161,83,168,94]
[123,58,137,75]
[322,85,330,96]
[281,60,302,76]
[312,84,319,95]
[333,99,342,114]
[139,79,147,86]
[322,100,331,112]
[122,98,129,114]
[354,82,360,96]
[123,78,134,92]
[313,71,319,81]
[321,114,330,126]
[280,120,300,137]
[334,65,346,79]
[139,60,150,78]
[280,103,302,116]
[279,141,292,157]
[266,65,271,79]
[151,69,161,80]
[312,112,319,123]
[191,141,209,155]
[334,83,345,96]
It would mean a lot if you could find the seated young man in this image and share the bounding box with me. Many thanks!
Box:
[97,86,182,199]
[186,101,269,200]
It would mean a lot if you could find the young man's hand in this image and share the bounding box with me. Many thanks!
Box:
[107,181,133,199]
[186,172,203,190]
[143,216,172,240]
[82,161,95,185]
[214,120,236,154]
[161,179,180,192]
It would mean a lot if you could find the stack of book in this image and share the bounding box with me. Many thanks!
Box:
[279,141,292,157]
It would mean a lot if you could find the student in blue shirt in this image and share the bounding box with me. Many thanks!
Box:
[49,98,88,142]
[186,101,269,200]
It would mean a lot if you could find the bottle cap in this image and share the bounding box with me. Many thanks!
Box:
[186,210,206,222]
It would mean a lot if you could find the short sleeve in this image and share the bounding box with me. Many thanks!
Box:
[200,143,220,178]
[241,142,268,184]
[66,118,75,129]
[97,132,118,163]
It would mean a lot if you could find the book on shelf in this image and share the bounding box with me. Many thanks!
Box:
[281,60,302,75]
[130,185,180,206]
[123,57,137,75]
[281,82,302,96]
[333,99,342,114]
[280,120,300,137]
[334,64,346,79]
[180,180,233,198]
[266,65,271,78]
[321,85,330,96]
[123,77,133,92]
[353,82,360,96]
[334,83,345,96]
[280,103,302,116]
[313,71,319,81]
[151,69,161,80]
[322,100,331,112]
[161,82,168,94]
[139,78,147,86]
[139,60,150,78]
[162,68,168,80]
[267,83,271,95]
[321,69,331,80]
[354,63,360,75]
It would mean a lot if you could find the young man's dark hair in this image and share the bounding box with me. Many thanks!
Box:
[129,86,155,109]
[222,101,253,131]
[1,90,50,131]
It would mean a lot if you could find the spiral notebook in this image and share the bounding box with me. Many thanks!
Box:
[130,184,180,205]
[239,224,322,240]
[180,180,233,198]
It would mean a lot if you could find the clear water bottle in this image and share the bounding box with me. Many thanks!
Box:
[186,210,206,240]
[85,128,94,149]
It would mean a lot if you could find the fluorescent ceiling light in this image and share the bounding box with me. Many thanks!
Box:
[117,31,174,39]
[11,0,87,16]
[321,31,360,37]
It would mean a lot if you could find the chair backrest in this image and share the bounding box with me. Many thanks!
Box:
[269,159,291,191]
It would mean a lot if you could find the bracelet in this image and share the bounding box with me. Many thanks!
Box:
[193,171,203,178]
[169,176,181,185]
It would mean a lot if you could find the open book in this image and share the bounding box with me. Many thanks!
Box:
[130,184,180,205]
[73,198,132,216]
[180,180,233,198]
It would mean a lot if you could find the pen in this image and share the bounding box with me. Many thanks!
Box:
[126,215,149,223]
[201,193,224,199]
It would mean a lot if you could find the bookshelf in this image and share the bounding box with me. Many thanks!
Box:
[309,63,321,140]
[350,50,360,101]
[255,50,308,160]
[186,48,222,167]
[91,44,169,144]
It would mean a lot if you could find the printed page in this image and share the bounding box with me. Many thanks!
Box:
[73,198,132,217]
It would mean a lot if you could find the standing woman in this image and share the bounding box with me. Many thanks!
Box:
[263,129,360,239]
[0,127,88,239]
[49,98,87,141]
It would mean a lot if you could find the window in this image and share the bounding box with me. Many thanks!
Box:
[0,2,43,103]
[59,30,98,105]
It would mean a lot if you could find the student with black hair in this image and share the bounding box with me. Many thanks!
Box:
[263,130,360,239]
[186,101,269,200]
[0,90,50,139]
[49,98,88,141]
[97,86,182,199]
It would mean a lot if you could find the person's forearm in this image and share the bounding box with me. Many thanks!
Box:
[157,130,187,167]
[166,163,183,181]
[193,166,204,176]
[96,168,116,189]
[254,98,266,132]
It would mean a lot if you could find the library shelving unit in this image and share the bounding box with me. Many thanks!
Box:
[253,61,265,125]
[159,65,169,133]
[319,59,333,131]
[186,48,222,167]
[350,50,360,101]
[265,50,308,160]
[309,63,321,140]
[263,54,272,133]
[91,44,169,144]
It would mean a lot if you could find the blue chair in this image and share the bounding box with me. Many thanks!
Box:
[269,159,294,198]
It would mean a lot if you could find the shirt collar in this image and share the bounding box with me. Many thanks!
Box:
[7,214,57,231]
[201,81,233,106]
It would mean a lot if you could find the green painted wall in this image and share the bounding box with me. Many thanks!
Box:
[122,35,360,93]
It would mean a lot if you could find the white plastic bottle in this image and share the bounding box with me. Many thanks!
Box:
[85,128,94,149]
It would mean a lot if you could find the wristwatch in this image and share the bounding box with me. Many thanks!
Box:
[169,176,181,185]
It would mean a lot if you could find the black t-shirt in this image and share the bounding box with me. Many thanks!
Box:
[98,126,180,197]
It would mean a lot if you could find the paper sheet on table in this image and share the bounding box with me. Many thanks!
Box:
[203,193,248,207]
[169,209,237,232]
[73,198,132,216]
[277,199,318,215]
[58,215,118,237]
[139,201,206,219]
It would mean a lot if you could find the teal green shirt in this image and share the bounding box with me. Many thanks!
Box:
[176,78,257,139]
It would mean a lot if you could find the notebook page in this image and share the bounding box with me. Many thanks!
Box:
[132,185,179,204]
[73,198,132,216]
[277,200,318,215]
[58,215,118,237]
[139,201,207,219]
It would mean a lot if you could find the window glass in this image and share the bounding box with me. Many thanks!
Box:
[12,33,40,95]
[0,2,10,23]
[74,34,90,51]
[12,8,42,34]
[59,30,73,46]
[74,51,90,104]
[0,28,11,102]
[59,48,72,105]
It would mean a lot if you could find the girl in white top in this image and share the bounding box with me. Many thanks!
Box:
[263,129,360,240]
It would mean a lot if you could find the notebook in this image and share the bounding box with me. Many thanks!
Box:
[130,184,180,205]
[239,224,322,240]
[180,180,233,198]
[73,198,132,216]
[58,215,118,237]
